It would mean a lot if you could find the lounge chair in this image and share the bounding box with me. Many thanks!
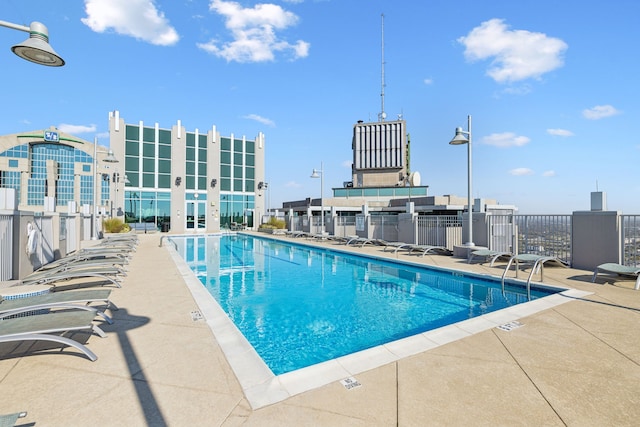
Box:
[501,254,568,292]
[0,310,106,361]
[345,237,377,247]
[20,265,126,288]
[592,263,640,290]
[286,231,309,238]
[407,245,453,257]
[377,240,410,252]
[0,288,116,324]
[0,411,27,427]
[468,249,513,266]
[36,255,129,273]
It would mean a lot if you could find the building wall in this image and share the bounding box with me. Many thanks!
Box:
[0,128,112,214]
[352,119,407,187]
[108,110,265,233]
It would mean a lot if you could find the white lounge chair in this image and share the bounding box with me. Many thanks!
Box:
[501,254,568,298]
[0,310,107,361]
[0,288,116,323]
[407,245,453,257]
[592,263,640,290]
[469,249,513,266]
[20,265,126,288]
[345,237,377,247]
[0,411,27,427]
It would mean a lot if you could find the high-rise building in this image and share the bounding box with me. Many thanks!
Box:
[108,110,266,232]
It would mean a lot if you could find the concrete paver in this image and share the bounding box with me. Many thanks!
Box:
[0,233,639,426]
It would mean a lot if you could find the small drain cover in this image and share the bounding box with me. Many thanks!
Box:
[340,377,362,390]
[190,310,204,321]
[497,320,523,332]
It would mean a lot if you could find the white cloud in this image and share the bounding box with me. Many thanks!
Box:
[423,78,433,85]
[197,0,310,63]
[285,181,302,188]
[501,84,532,96]
[482,132,530,147]
[542,170,556,177]
[341,160,352,168]
[82,0,179,46]
[582,104,620,120]
[58,123,97,134]
[243,114,275,127]
[509,168,534,176]
[547,128,574,137]
[458,19,567,83]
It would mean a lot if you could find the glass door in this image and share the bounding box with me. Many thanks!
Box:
[186,200,206,231]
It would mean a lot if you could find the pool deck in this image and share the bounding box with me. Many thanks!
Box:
[1,232,640,426]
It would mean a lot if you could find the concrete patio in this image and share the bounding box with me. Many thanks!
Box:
[1,233,639,426]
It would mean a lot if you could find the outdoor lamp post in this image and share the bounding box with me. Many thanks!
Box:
[92,137,118,239]
[449,115,474,246]
[0,20,65,66]
[310,162,324,235]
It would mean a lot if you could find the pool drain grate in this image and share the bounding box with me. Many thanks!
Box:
[496,320,523,332]
[190,310,204,321]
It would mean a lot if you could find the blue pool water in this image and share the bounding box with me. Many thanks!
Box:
[172,234,560,375]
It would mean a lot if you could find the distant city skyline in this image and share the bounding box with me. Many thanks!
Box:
[2,1,638,214]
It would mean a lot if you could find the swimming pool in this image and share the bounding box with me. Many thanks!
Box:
[171,234,561,375]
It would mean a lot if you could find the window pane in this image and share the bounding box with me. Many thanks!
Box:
[198,148,206,161]
[125,141,139,156]
[143,143,155,157]
[158,144,171,159]
[125,125,139,140]
[186,162,195,175]
[245,167,254,179]
[198,135,207,148]
[246,140,255,154]
[220,165,231,178]
[186,133,195,147]
[143,127,155,142]
[158,174,170,188]
[142,158,155,173]
[234,153,243,165]
[245,179,254,192]
[199,162,207,176]
[198,176,206,190]
[221,151,231,164]
[234,139,243,152]
[221,178,231,191]
[158,159,171,173]
[159,129,171,144]
[234,179,243,191]
[142,173,155,188]
[245,154,254,166]
[186,176,195,189]
[233,166,243,178]
[125,156,139,172]
[186,148,195,161]
[127,173,139,187]
[221,137,231,151]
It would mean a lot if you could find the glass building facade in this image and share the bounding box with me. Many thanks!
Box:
[0,130,111,213]
[0,113,265,236]
[108,110,265,233]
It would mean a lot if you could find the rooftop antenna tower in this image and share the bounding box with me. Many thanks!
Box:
[378,13,386,122]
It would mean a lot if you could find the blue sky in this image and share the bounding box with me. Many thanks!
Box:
[2,0,639,214]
